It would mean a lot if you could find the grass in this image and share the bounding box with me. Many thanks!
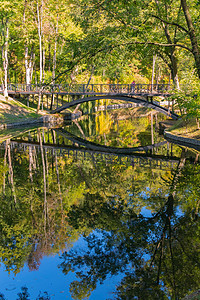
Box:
[167,116,200,140]
[0,95,48,142]
[0,95,44,124]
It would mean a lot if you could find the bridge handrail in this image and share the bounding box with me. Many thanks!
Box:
[5,83,171,94]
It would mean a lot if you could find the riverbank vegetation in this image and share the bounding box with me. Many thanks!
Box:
[0,95,42,124]
[0,1,200,108]
[167,117,200,139]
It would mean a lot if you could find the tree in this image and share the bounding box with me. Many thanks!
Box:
[180,0,200,79]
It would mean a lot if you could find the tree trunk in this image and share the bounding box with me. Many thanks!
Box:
[151,54,156,91]
[196,117,199,130]
[42,48,45,83]
[7,141,17,205]
[48,42,51,71]
[2,20,9,98]
[52,131,63,209]
[50,14,59,109]
[155,0,180,89]
[181,0,200,79]
[151,111,154,145]
[25,47,34,87]
[3,140,8,195]
[170,50,180,89]
[53,14,58,82]
[29,146,33,182]
[38,129,48,231]
[37,0,43,112]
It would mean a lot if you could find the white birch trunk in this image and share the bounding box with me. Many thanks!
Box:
[25,47,35,87]
[42,48,45,83]
[2,20,9,98]
[37,0,43,112]
[51,14,59,107]
[38,129,47,231]
[53,14,58,81]
[7,142,17,204]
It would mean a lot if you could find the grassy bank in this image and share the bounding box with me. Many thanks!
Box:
[167,117,200,140]
[0,95,43,124]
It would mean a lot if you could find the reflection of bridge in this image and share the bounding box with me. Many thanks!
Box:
[0,127,185,169]
[2,83,179,120]
[2,140,179,170]
[54,128,168,154]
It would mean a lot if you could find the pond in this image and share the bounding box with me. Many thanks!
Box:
[0,109,199,300]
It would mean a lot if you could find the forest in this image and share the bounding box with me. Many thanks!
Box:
[1,0,200,99]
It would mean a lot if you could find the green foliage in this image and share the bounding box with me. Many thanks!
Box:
[169,88,200,121]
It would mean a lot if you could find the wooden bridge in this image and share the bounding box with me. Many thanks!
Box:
[1,82,178,119]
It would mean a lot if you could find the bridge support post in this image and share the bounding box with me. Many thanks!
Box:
[172,99,174,113]
[27,96,29,107]
[147,96,153,103]
[41,94,44,110]
[50,93,54,110]
[47,95,49,109]
[57,94,59,108]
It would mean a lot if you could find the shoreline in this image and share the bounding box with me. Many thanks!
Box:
[159,119,200,151]
[164,130,200,151]
[0,114,64,130]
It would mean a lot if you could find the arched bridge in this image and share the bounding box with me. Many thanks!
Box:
[3,140,179,170]
[51,95,179,120]
[1,82,179,119]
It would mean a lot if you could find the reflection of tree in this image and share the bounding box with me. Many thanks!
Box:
[60,189,200,300]
[70,111,164,149]
[0,286,51,300]
[0,129,199,300]
[0,134,78,274]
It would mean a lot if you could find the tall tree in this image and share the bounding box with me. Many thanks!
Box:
[180,0,200,79]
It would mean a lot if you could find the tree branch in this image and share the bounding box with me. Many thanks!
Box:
[132,41,192,52]
[44,40,192,86]
[151,14,189,34]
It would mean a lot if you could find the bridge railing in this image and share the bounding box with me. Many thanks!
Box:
[7,83,41,92]
[5,83,171,94]
[60,83,171,94]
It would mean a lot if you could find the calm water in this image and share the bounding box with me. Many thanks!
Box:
[0,110,199,300]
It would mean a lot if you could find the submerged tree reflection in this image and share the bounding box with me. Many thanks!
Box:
[0,127,199,299]
[60,189,200,299]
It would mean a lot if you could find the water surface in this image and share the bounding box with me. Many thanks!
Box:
[0,110,199,299]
